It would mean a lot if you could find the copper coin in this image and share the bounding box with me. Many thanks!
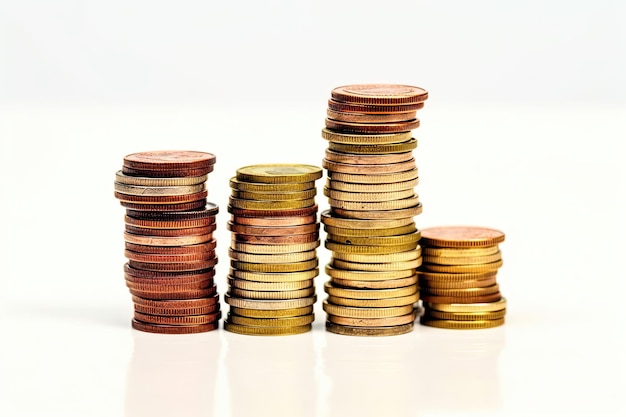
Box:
[331,84,428,105]
[327,108,417,123]
[419,292,502,304]
[328,99,425,114]
[322,158,416,174]
[231,214,316,227]
[420,226,506,248]
[125,224,216,237]
[124,215,216,229]
[125,203,219,219]
[227,221,319,236]
[132,294,219,308]
[126,278,213,292]
[125,240,216,254]
[232,232,319,245]
[123,150,216,170]
[120,200,207,212]
[129,287,217,301]
[128,259,217,272]
[124,249,217,263]
[124,263,215,279]
[123,232,214,246]
[134,302,219,317]
[324,149,414,165]
[125,269,215,285]
[122,166,213,177]
[131,319,218,334]
[325,118,420,134]
[134,310,221,326]
[115,190,208,204]
[227,205,318,218]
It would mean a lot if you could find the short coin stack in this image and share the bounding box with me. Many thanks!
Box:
[418,226,507,329]
[224,164,323,336]
[114,151,220,334]
[320,84,429,336]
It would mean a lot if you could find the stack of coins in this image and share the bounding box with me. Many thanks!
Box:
[113,151,221,334]
[320,84,429,336]
[224,164,323,336]
[418,226,507,329]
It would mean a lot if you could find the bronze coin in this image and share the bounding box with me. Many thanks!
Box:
[325,118,420,134]
[328,99,425,114]
[232,232,319,245]
[231,214,317,226]
[419,292,502,304]
[124,215,216,229]
[129,287,217,300]
[125,203,219,219]
[123,150,216,170]
[124,240,217,254]
[327,108,417,123]
[128,259,217,272]
[115,190,208,204]
[125,269,215,285]
[132,294,219,308]
[126,279,213,292]
[134,310,221,326]
[124,263,215,278]
[122,165,213,177]
[324,149,414,165]
[134,302,219,317]
[420,226,506,248]
[124,224,216,237]
[131,319,219,334]
[120,200,207,212]
[124,249,217,263]
[227,205,318,218]
[331,84,428,105]
[227,221,319,236]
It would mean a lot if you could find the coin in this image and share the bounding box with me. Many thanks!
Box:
[134,303,219,317]
[236,164,322,184]
[325,118,420,134]
[231,232,319,245]
[327,168,418,184]
[130,287,217,300]
[124,249,216,263]
[324,224,417,237]
[230,241,320,254]
[327,311,416,327]
[424,309,506,321]
[323,187,415,202]
[125,203,219,220]
[419,276,497,289]
[424,297,507,313]
[325,265,415,280]
[332,249,420,263]
[229,286,315,300]
[331,275,418,289]
[328,195,419,211]
[122,166,213,178]
[228,248,317,263]
[420,226,505,248]
[326,231,421,246]
[324,149,414,165]
[114,182,206,196]
[125,224,215,237]
[330,84,428,105]
[230,268,319,283]
[224,322,311,335]
[228,205,318,218]
[418,270,497,282]
[125,240,217,254]
[120,200,207,212]
[230,258,318,273]
[227,314,315,327]
[421,246,500,257]
[325,321,414,336]
[229,306,313,318]
[231,214,317,227]
[224,294,317,309]
[229,177,315,192]
[132,319,218,334]
[231,188,317,201]
[322,301,415,318]
[330,258,421,272]
[227,221,319,236]
[115,190,208,204]
[322,158,416,174]
[134,311,221,326]
[320,210,414,228]
[125,215,216,229]
[128,258,218,272]
[132,294,219,309]
[115,170,207,186]
[123,150,216,170]
[421,259,503,273]
[419,318,505,330]
[327,139,417,155]
[227,277,314,291]
[325,241,419,255]
[327,99,424,114]
[228,196,316,210]
[124,264,215,279]
[324,282,418,299]
[422,251,502,265]
[421,284,500,297]
[125,270,215,285]
[326,177,418,192]
[419,292,502,304]
[327,108,417,123]
[322,128,412,144]
[330,203,423,219]
[125,278,213,293]
[123,232,214,246]
[326,293,418,308]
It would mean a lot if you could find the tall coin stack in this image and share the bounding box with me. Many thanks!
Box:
[114,151,220,334]
[418,226,507,329]
[320,84,429,336]
[225,164,323,336]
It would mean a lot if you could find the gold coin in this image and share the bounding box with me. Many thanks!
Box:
[322,158,416,174]
[327,231,421,246]
[228,196,316,210]
[230,268,319,283]
[424,309,506,321]
[123,232,213,246]
[324,149,414,165]
[236,164,322,184]
[231,241,320,254]
[231,188,317,201]
[325,265,415,280]
[327,293,419,308]
[327,138,417,154]
[321,128,412,144]
[229,306,313,318]
[325,321,414,336]
[425,297,507,313]
[419,276,497,289]
[331,258,421,271]
[324,282,418,299]
[327,168,418,184]
[420,318,505,329]
[332,249,420,263]
[229,286,315,300]
[328,195,419,211]
[227,313,315,327]
[332,275,418,289]
[228,248,317,263]
[323,187,415,202]
[114,182,205,196]
[422,251,502,266]
[225,294,317,310]
[422,284,500,297]
[115,170,207,186]
[321,210,414,229]
[224,322,312,335]
[322,301,414,318]
[227,277,314,291]
[420,226,505,248]
[230,258,318,273]
[324,224,417,237]
[326,178,418,192]
[327,311,416,327]
[418,270,497,282]
[422,259,503,273]
[325,241,419,255]
[229,177,315,192]
[422,245,500,257]
[331,204,422,219]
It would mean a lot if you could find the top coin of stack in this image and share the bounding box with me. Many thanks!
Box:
[225,164,323,336]
[320,84,428,337]
[418,226,507,329]
[114,150,221,334]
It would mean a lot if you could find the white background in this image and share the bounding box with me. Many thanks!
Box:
[1,1,625,416]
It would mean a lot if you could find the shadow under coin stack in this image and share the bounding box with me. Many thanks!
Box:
[113,151,220,334]
[320,84,429,336]
[418,226,507,329]
[225,164,323,336]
